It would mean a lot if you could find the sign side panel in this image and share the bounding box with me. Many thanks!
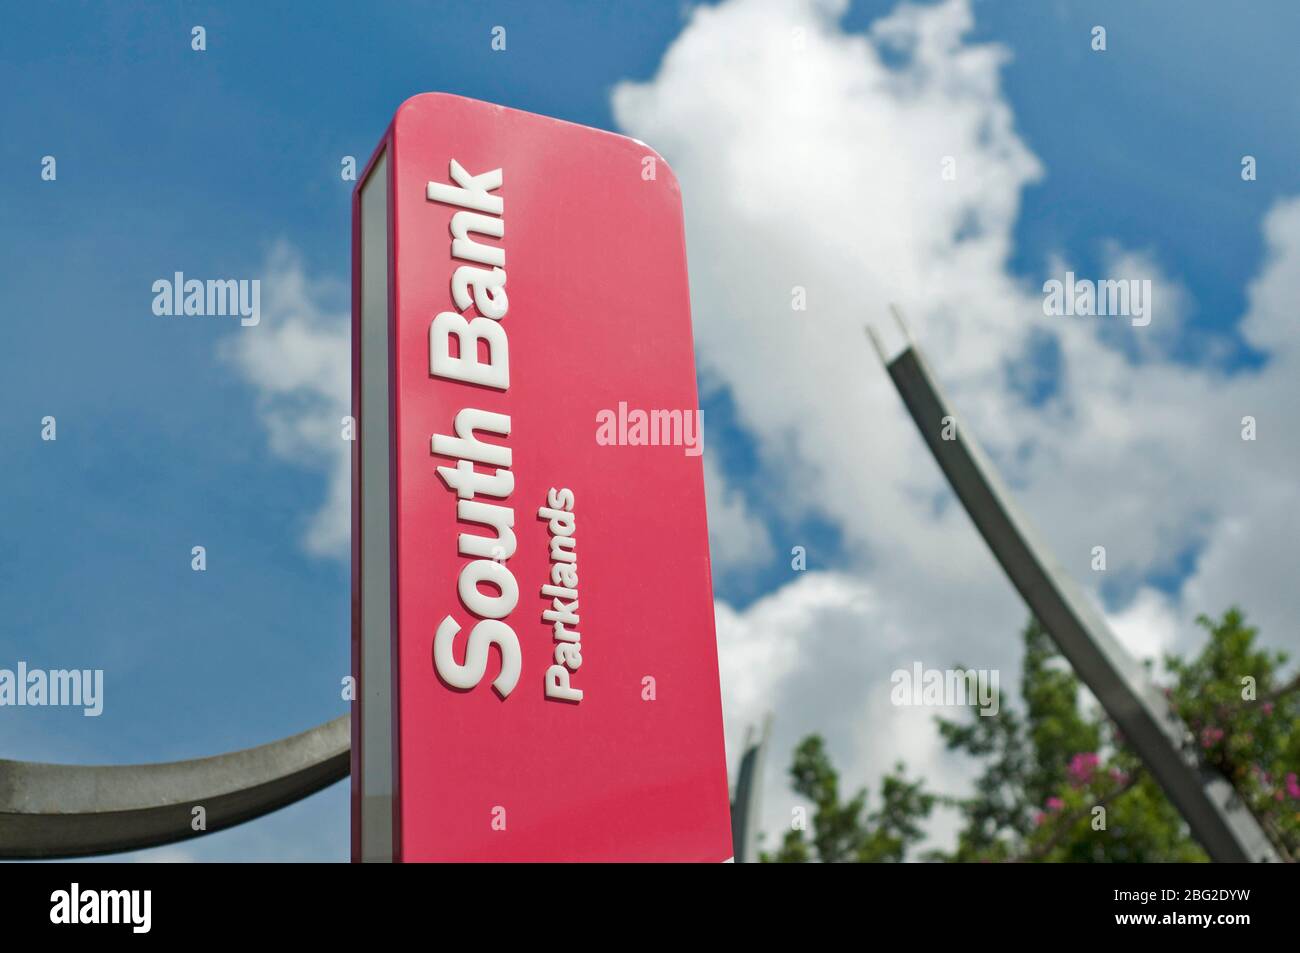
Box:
[358,149,394,862]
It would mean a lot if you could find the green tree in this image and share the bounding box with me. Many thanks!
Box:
[1164,609,1299,858]
[767,609,1298,862]
[763,736,934,862]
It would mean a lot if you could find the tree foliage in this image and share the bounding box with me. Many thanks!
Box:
[764,736,934,862]
[766,609,1298,862]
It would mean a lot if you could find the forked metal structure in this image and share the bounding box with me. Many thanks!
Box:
[870,311,1279,863]
[0,716,348,859]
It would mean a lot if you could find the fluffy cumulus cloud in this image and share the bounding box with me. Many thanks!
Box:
[614,0,1300,848]
[702,453,775,575]
[714,571,977,847]
[221,242,351,559]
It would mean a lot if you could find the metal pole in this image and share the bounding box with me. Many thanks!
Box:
[876,333,1277,863]
[0,715,349,859]
[730,714,772,863]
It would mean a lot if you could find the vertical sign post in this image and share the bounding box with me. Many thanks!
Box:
[352,94,733,861]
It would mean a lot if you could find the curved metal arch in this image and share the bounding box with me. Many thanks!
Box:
[0,715,350,859]
[872,320,1279,863]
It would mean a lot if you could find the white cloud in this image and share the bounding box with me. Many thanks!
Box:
[703,453,775,575]
[1177,202,1300,644]
[716,571,977,854]
[221,241,351,560]
[1108,587,1180,666]
[614,0,1300,851]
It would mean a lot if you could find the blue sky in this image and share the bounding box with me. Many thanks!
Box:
[3,0,1297,861]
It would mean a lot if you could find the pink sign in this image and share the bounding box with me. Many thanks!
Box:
[351,94,732,861]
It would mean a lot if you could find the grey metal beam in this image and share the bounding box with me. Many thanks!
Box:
[0,715,350,859]
[729,715,772,863]
[878,339,1278,863]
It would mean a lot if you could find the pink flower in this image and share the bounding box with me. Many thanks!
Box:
[1286,773,1300,800]
[1034,812,1046,826]
[1262,702,1274,716]
[1046,796,1065,812]
[1068,752,1100,786]
[1200,727,1224,749]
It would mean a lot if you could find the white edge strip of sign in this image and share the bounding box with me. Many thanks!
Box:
[359,150,394,862]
